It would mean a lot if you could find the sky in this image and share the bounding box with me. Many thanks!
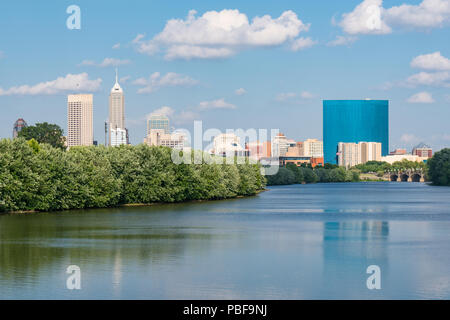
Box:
[0,0,450,151]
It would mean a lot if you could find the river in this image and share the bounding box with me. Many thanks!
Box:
[1,182,450,299]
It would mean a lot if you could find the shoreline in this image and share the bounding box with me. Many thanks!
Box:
[1,189,268,215]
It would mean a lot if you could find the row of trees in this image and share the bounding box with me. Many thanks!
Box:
[266,163,360,185]
[355,159,427,177]
[0,138,265,213]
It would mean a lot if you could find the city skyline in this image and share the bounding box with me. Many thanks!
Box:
[1,0,450,151]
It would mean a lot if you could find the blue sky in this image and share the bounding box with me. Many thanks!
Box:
[0,0,449,151]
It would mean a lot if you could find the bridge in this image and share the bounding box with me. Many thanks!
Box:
[384,169,426,182]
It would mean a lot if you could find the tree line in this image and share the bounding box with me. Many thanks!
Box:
[0,138,266,213]
[266,163,360,185]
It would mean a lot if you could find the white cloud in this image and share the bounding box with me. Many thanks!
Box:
[327,35,358,46]
[133,72,198,93]
[276,91,314,101]
[112,43,121,49]
[148,106,175,118]
[0,73,102,96]
[133,9,312,59]
[385,0,450,29]
[235,88,246,95]
[79,57,131,67]
[407,91,435,103]
[400,133,421,144]
[339,0,392,35]
[300,91,314,99]
[338,0,450,36]
[405,71,450,87]
[120,75,131,83]
[197,98,236,110]
[290,37,317,51]
[411,51,450,71]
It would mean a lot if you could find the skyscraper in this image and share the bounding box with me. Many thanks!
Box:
[67,94,93,147]
[12,118,28,138]
[323,100,389,164]
[109,69,126,146]
[147,114,169,135]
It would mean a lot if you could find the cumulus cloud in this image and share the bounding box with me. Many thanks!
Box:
[133,9,312,59]
[327,35,358,46]
[385,0,450,29]
[235,88,246,95]
[405,71,450,87]
[290,37,317,51]
[197,98,236,110]
[133,72,198,93]
[338,0,450,35]
[339,0,391,35]
[112,43,121,49]
[79,57,131,67]
[148,106,175,118]
[411,51,450,71]
[407,91,435,103]
[0,73,102,96]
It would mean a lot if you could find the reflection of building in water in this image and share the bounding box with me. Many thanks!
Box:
[321,221,389,295]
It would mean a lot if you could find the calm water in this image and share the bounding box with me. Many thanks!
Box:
[1,182,450,299]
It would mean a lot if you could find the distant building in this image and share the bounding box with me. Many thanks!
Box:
[246,141,264,160]
[412,143,432,159]
[12,118,28,138]
[272,133,289,157]
[212,133,247,157]
[303,139,323,158]
[144,129,185,149]
[323,100,389,164]
[381,154,428,164]
[111,128,127,147]
[109,69,126,146]
[67,94,93,147]
[390,148,407,155]
[338,141,382,168]
[147,114,169,135]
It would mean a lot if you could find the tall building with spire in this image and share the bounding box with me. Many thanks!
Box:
[109,69,126,146]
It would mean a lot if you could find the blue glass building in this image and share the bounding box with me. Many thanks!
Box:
[323,100,389,164]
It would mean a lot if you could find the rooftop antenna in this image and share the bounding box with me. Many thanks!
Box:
[115,68,118,84]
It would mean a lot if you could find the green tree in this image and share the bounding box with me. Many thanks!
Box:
[18,122,66,150]
[427,148,450,186]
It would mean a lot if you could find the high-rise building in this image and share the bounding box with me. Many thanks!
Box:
[323,100,389,164]
[67,94,93,147]
[303,139,323,158]
[212,133,247,157]
[12,118,28,138]
[110,128,127,147]
[272,133,289,157]
[147,114,169,135]
[109,70,126,146]
[337,141,382,168]
[412,143,432,158]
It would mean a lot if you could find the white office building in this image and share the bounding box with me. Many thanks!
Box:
[67,94,93,147]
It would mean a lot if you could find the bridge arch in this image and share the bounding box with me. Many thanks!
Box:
[390,174,398,182]
[400,173,409,182]
[411,173,422,182]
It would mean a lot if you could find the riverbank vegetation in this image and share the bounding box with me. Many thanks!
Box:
[427,148,450,186]
[0,138,265,213]
[266,163,360,185]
